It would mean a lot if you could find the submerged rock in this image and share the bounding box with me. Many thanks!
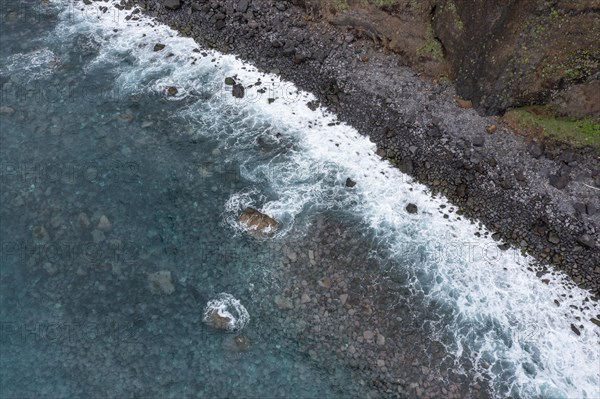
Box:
[239,207,279,237]
[222,335,251,353]
[97,215,111,232]
[32,225,49,242]
[203,293,250,332]
[345,177,356,188]
[148,270,175,295]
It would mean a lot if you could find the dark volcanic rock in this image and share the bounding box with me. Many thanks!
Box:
[549,174,570,189]
[528,142,545,159]
[163,0,181,10]
[406,203,418,214]
[232,83,245,99]
[345,178,356,188]
[577,234,596,249]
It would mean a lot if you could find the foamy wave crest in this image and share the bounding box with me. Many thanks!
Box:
[3,48,59,83]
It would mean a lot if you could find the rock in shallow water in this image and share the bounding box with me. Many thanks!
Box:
[148,270,175,295]
[203,293,250,332]
[239,207,279,237]
[405,203,418,214]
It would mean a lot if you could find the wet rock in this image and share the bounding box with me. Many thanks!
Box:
[549,174,570,189]
[153,43,166,51]
[224,77,235,85]
[239,207,279,237]
[306,101,318,111]
[164,0,181,10]
[148,270,175,295]
[167,86,178,96]
[405,203,418,214]
[97,215,111,232]
[345,177,356,188]
[232,83,245,99]
[32,225,49,242]
[570,324,581,336]
[203,293,250,332]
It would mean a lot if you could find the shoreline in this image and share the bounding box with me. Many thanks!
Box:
[266,214,494,398]
[130,0,600,296]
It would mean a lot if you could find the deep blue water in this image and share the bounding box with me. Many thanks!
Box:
[1,1,598,398]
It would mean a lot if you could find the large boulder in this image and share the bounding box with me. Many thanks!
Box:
[239,207,279,237]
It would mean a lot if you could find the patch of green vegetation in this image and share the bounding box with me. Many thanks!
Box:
[334,0,349,10]
[417,24,444,60]
[540,48,600,83]
[445,2,464,30]
[368,0,400,6]
[507,106,600,149]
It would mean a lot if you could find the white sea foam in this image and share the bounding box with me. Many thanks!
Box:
[203,293,250,332]
[50,1,600,397]
[2,48,60,83]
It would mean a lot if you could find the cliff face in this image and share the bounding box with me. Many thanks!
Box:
[298,0,600,117]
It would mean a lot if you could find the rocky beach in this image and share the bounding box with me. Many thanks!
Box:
[119,0,600,293]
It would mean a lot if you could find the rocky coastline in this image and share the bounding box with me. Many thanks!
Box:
[126,0,600,296]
